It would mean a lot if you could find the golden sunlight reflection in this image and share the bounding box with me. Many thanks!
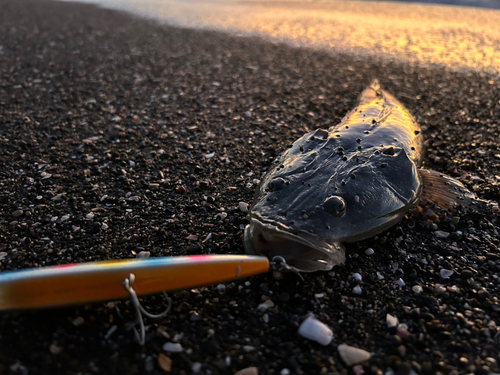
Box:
[88,0,500,72]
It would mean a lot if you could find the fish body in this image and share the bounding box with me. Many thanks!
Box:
[244,81,485,272]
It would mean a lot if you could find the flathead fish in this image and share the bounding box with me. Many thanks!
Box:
[244,81,494,272]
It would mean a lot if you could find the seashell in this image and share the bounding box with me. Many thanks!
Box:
[337,344,371,366]
[352,273,362,282]
[298,315,333,345]
[412,285,423,293]
[386,313,398,329]
[440,269,454,279]
[162,342,183,353]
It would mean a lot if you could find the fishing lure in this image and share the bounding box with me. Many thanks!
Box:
[0,254,270,311]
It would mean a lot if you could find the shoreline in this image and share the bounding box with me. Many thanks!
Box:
[1,0,500,374]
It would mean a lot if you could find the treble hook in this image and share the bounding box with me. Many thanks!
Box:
[269,256,304,281]
[122,273,171,345]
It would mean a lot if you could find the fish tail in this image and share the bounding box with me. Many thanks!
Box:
[417,169,499,217]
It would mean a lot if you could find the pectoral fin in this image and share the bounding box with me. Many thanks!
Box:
[417,169,498,216]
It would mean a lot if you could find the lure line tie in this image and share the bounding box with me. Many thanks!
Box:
[269,256,304,281]
[122,273,171,345]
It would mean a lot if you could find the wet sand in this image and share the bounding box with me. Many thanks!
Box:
[0,0,499,374]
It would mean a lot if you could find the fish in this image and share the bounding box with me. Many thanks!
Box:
[244,80,496,272]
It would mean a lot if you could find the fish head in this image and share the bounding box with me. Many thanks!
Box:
[244,129,421,272]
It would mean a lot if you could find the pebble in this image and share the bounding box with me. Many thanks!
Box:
[49,343,63,354]
[235,367,258,375]
[434,284,446,294]
[86,213,94,220]
[192,362,202,373]
[365,248,374,255]
[72,316,85,326]
[440,269,454,279]
[239,201,249,213]
[353,286,362,294]
[337,344,371,366]
[11,210,23,218]
[136,251,150,258]
[257,300,275,311]
[60,215,70,222]
[352,273,363,282]
[243,345,256,352]
[158,354,172,372]
[298,315,334,345]
[386,314,399,329]
[162,342,183,353]
[395,279,406,288]
[434,230,450,238]
[412,285,423,294]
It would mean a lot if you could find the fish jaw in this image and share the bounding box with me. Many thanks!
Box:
[244,218,345,272]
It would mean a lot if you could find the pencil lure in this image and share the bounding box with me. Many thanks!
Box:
[0,255,269,311]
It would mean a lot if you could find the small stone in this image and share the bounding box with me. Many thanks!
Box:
[49,343,63,354]
[12,210,23,218]
[190,311,201,321]
[352,273,362,282]
[136,251,150,258]
[365,248,374,255]
[338,344,371,366]
[192,362,202,373]
[434,230,449,238]
[186,234,198,241]
[440,269,454,279]
[86,213,94,220]
[412,285,423,294]
[353,286,362,295]
[72,316,85,326]
[216,284,226,292]
[243,345,256,352]
[238,201,249,213]
[162,342,183,353]
[158,353,172,372]
[386,314,399,329]
[395,279,406,288]
[298,315,334,345]
[235,367,258,375]
[60,215,70,222]
[434,284,446,294]
[257,300,274,311]
[352,364,365,375]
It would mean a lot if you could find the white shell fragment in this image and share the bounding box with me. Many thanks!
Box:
[337,344,371,366]
[239,202,249,213]
[395,279,406,288]
[412,285,423,294]
[162,342,183,353]
[257,300,275,311]
[386,314,399,329]
[434,230,450,238]
[298,316,334,346]
[352,273,362,282]
[440,269,454,279]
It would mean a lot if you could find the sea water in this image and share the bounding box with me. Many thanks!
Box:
[65,0,500,73]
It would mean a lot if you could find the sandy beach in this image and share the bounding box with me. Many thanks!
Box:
[0,0,500,374]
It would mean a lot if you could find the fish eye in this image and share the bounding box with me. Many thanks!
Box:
[323,195,346,217]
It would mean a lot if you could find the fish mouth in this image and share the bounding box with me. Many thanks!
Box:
[243,218,345,272]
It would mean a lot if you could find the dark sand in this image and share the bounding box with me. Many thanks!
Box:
[1,0,500,374]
